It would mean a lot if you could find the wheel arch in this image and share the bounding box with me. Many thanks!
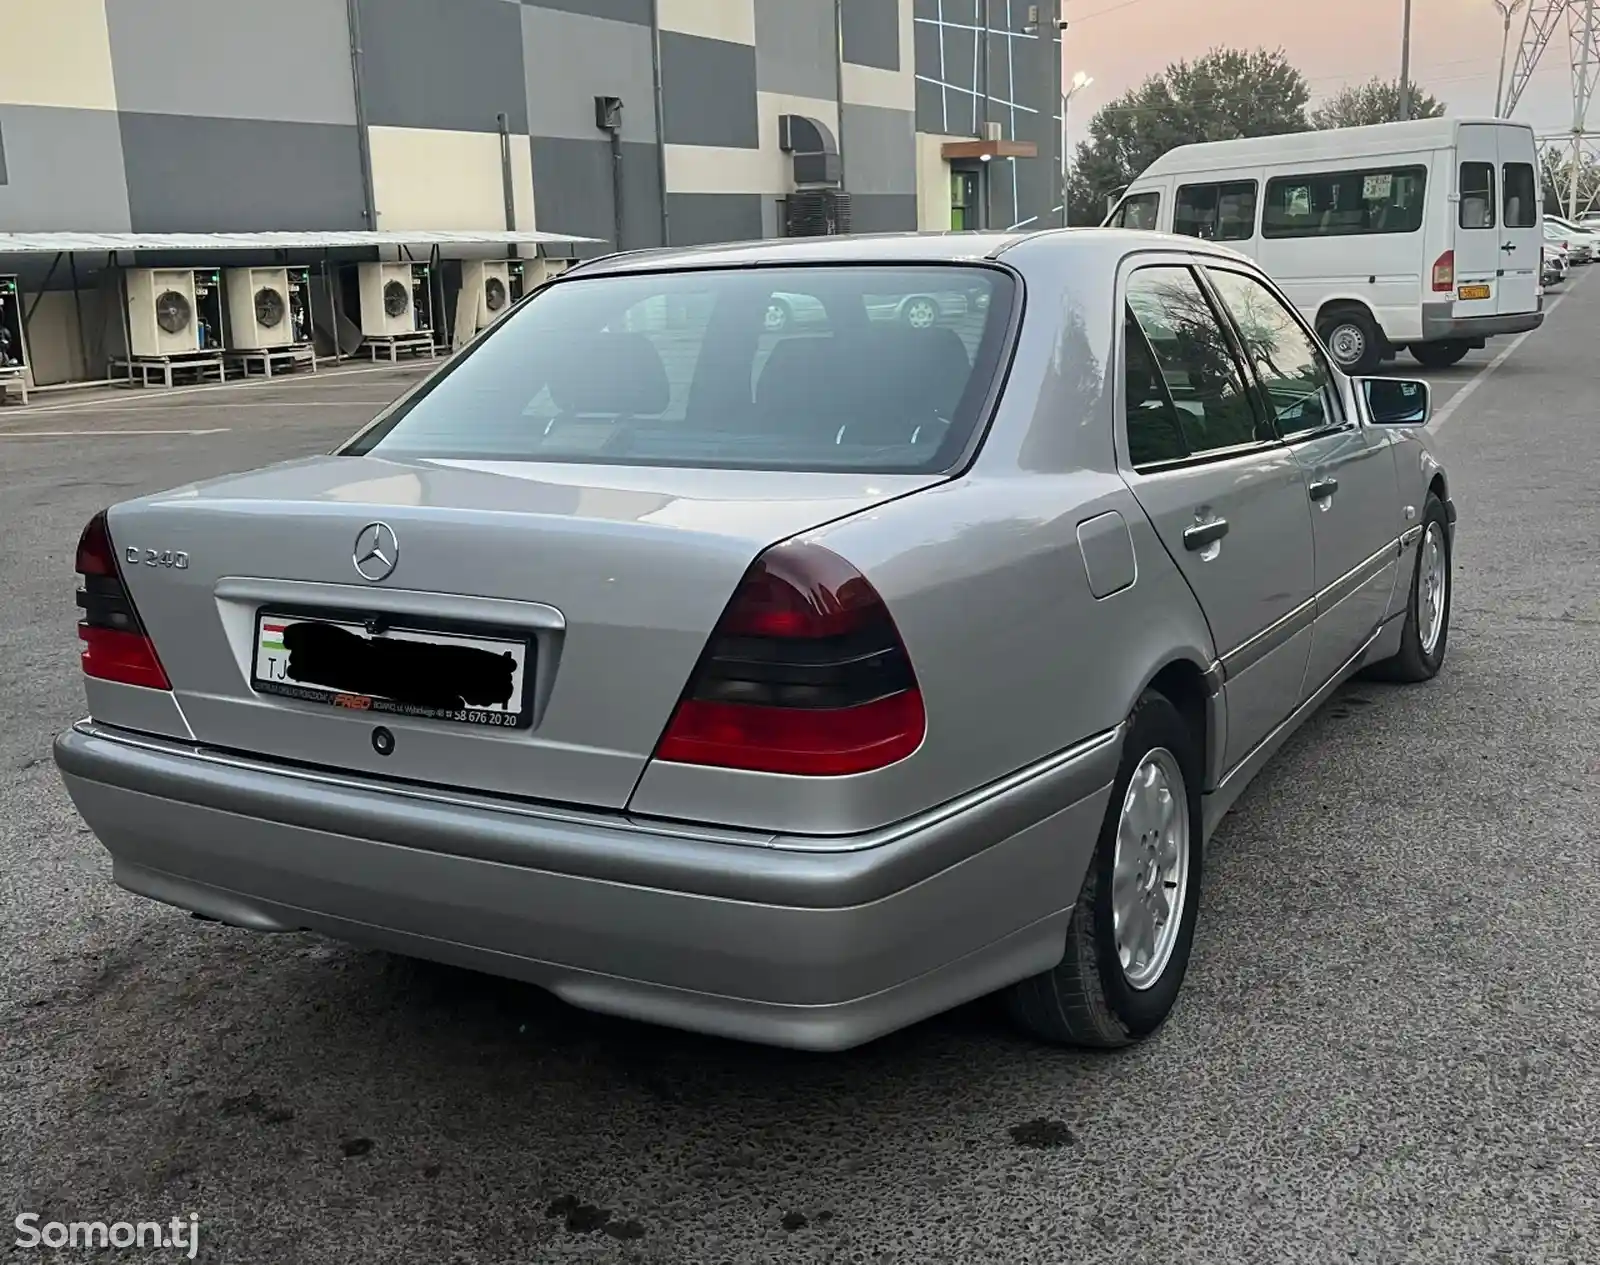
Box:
[1315,295,1383,333]
[1137,655,1224,794]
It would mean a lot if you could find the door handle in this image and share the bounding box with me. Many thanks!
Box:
[1309,477,1339,501]
[1501,242,1517,253]
[1183,519,1229,551]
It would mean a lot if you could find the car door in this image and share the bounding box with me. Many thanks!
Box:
[1499,142,1543,315]
[1453,125,1503,322]
[1202,264,1401,697]
[1118,259,1317,773]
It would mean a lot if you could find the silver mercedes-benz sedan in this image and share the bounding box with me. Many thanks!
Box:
[55,230,1455,1052]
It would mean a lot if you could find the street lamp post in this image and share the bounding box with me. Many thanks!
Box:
[1062,71,1093,226]
[1492,0,1527,117]
[1398,0,1414,120]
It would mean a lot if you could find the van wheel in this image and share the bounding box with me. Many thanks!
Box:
[1004,691,1203,1048]
[1317,308,1384,375]
[1411,341,1471,369]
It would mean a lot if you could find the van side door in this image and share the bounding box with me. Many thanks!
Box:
[1453,124,1504,322]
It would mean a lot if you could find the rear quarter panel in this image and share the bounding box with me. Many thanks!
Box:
[627,236,1218,836]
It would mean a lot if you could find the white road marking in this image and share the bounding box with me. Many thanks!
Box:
[1427,270,1586,433]
[0,428,232,438]
[22,399,395,416]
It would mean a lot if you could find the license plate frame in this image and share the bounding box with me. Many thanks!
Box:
[250,607,535,730]
[1457,283,1492,301]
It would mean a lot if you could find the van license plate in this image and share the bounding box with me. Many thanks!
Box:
[251,613,533,729]
[1458,284,1492,301]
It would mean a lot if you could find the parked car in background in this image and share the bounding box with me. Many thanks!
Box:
[1104,117,1546,373]
[55,229,1456,1054]
[1544,220,1594,265]
[765,287,987,332]
[1543,243,1569,288]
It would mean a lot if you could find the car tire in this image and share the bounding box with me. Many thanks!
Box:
[1410,341,1471,369]
[900,295,940,330]
[1004,690,1204,1048]
[764,297,792,333]
[1365,492,1452,684]
[1318,308,1384,375]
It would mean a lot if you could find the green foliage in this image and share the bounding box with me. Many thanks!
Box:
[1310,78,1447,129]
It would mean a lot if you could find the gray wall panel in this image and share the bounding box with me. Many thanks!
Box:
[0,106,131,231]
[666,193,763,245]
[529,135,662,251]
[356,0,528,133]
[523,6,657,143]
[842,0,899,69]
[660,33,758,149]
[104,0,357,125]
[0,120,7,186]
[120,114,366,231]
[842,104,915,195]
[523,0,650,25]
[846,192,917,233]
[753,0,836,100]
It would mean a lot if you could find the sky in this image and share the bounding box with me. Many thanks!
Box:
[1060,0,1585,142]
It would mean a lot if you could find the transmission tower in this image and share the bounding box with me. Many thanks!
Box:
[1501,0,1600,217]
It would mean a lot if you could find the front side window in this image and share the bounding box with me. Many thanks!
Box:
[1503,162,1539,228]
[1263,166,1428,238]
[1460,162,1496,229]
[1205,268,1342,440]
[1174,181,1258,242]
[1108,191,1161,231]
[344,265,1015,474]
[1125,266,1265,457]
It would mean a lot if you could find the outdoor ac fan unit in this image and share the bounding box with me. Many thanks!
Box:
[125,268,202,357]
[454,259,521,346]
[225,267,295,350]
[357,262,429,337]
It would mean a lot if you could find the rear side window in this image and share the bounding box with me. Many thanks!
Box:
[1263,166,1427,238]
[1108,191,1161,231]
[1503,162,1539,228]
[1460,162,1496,229]
[1174,181,1258,242]
[1125,266,1265,457]
[346,265,1015,474]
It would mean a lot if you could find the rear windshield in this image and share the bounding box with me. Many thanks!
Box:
[345,264,1016,473]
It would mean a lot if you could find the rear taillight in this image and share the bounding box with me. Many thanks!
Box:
[75,511,171,690]
[654,542,926,776]
[1432,250,1455,292]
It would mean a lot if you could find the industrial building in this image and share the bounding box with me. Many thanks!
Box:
[0,0,1061,388]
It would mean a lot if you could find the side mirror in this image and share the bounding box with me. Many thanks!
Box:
[1358,376,1432,427]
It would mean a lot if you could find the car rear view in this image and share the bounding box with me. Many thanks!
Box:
[54,250,1083,1052]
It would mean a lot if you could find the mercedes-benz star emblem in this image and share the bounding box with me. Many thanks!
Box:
[352,521,399,583]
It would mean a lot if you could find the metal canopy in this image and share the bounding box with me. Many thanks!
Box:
[0,229,602,254]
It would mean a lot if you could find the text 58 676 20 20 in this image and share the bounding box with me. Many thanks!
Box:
[15,1213,200,1259]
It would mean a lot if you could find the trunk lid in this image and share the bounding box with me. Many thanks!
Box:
[106,455,939,807]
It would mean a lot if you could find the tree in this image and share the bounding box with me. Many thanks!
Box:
[1310,78,1446,129]
[1067,48,1311,225]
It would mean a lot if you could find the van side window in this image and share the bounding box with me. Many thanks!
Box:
[1460,163,1496,229]
[1503,162,1539,228]
[1109,192,1161,231]
[1262,166,1427,238]
[1126,266,1267,457]
[1175,182,1258,242]
[1205,268,1343,440]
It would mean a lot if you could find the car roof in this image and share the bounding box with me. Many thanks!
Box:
[561,227,1254,278]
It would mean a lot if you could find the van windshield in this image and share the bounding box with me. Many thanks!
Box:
[345,264,1016,475]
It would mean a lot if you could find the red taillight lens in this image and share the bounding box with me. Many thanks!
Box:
[654,543,926,776]
[74,510,171,691]
[1432,250,1455,292]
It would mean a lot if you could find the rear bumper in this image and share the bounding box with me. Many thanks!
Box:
[54,721,1119,1051]
[1418,304,1544,343]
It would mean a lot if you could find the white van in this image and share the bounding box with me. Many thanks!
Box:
[1104,118,1546,372]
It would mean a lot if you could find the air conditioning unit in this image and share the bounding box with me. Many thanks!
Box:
[358,261,433,338]
[0,276,26,373]
[225,266,295,350]
[453,259,525,347]
[125,268,223,357]
[785,188,853,237]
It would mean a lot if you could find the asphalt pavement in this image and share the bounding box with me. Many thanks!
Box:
[2,284,1598,1265]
